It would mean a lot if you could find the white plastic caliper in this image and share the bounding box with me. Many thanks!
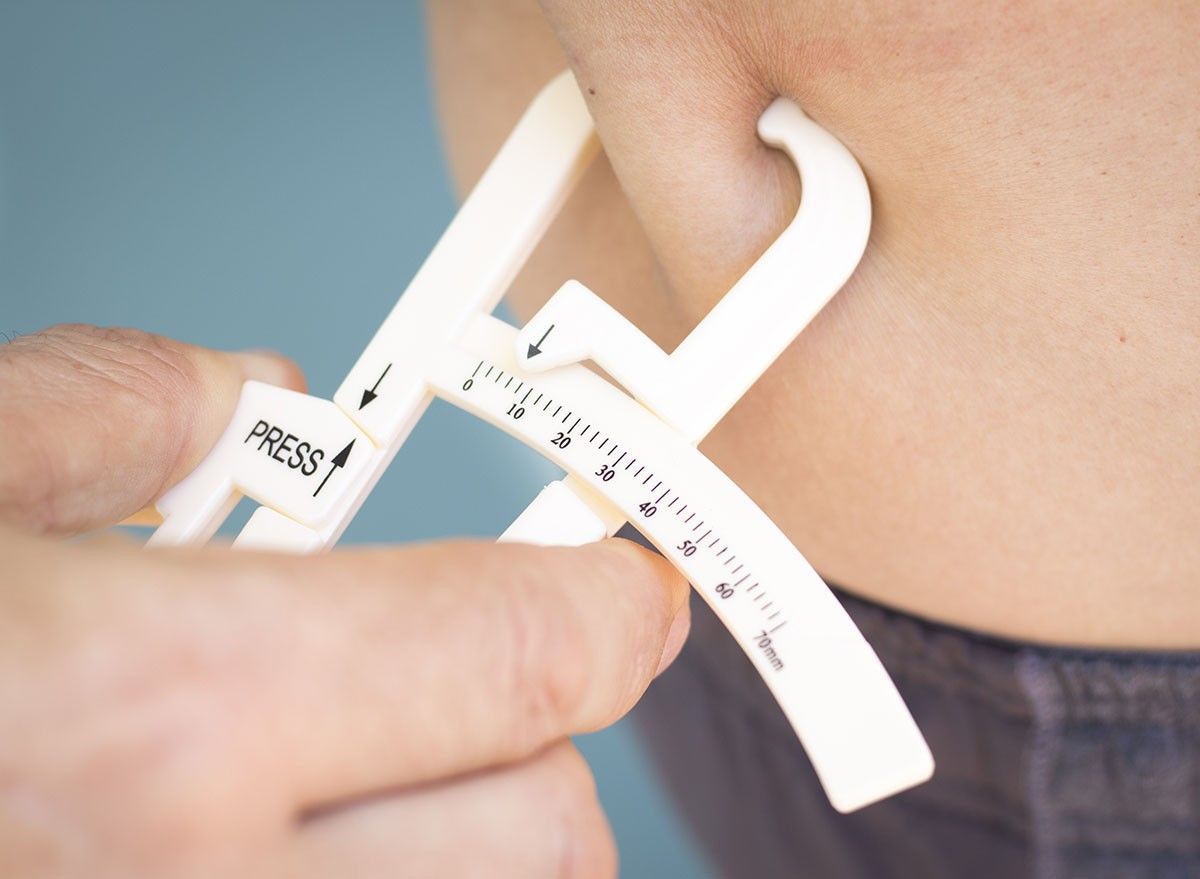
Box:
[149,72,933,812]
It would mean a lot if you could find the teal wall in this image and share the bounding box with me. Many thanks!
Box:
[0,2,712,875]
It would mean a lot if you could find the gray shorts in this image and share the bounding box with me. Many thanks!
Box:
[634,589,1200,878]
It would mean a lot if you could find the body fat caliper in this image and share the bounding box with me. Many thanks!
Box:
[148,72,934,813]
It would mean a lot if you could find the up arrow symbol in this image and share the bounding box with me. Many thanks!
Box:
[330,439,355,469]
[312,439,356,498]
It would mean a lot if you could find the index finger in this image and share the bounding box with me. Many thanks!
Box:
[0,324,304,535]
[131,536,690,807]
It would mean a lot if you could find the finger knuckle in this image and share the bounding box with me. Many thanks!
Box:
[488,542,683,753]
[54,325,209,428]
[36,324,201,394]
[15,325,217,506]
[0,321,218,528]
[494,576,590,752]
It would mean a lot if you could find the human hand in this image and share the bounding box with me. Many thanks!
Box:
[0,325,690,878]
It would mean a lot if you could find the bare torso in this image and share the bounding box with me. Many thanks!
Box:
[428,0,1199,647]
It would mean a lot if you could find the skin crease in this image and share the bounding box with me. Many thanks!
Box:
[427,0,1200,648]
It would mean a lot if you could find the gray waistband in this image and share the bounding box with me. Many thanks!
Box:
[633,587,1200,879]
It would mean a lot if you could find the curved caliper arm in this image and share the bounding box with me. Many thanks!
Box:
[500,94,933,813]
[514,98,870,444]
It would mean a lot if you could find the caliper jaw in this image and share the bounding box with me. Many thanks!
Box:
[515,97,870,445]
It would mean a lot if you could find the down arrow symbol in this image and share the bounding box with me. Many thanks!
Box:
[526,324,555,359]
[359,363,392,410]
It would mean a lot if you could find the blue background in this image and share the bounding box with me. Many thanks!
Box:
[0,2,712,875]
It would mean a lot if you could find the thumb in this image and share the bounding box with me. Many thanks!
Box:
[0,324,304,535]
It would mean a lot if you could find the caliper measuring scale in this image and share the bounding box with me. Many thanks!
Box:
[149,72,934,813]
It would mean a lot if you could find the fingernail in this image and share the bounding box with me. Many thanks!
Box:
[232,350,302,389]
[655,599,691,677]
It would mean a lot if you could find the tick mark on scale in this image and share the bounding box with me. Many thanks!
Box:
[520,388,531,404]
[613,451,626,467]
[770,621,787,634]
[735,574,749,587]
[505,376,513,389]
[657,489,669,503]
[732,564,743,574]
[485,365,494,379]
[625,458,635,470]
[635,466,644,477]
[472,362,482,377]
[569,417,580,434]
